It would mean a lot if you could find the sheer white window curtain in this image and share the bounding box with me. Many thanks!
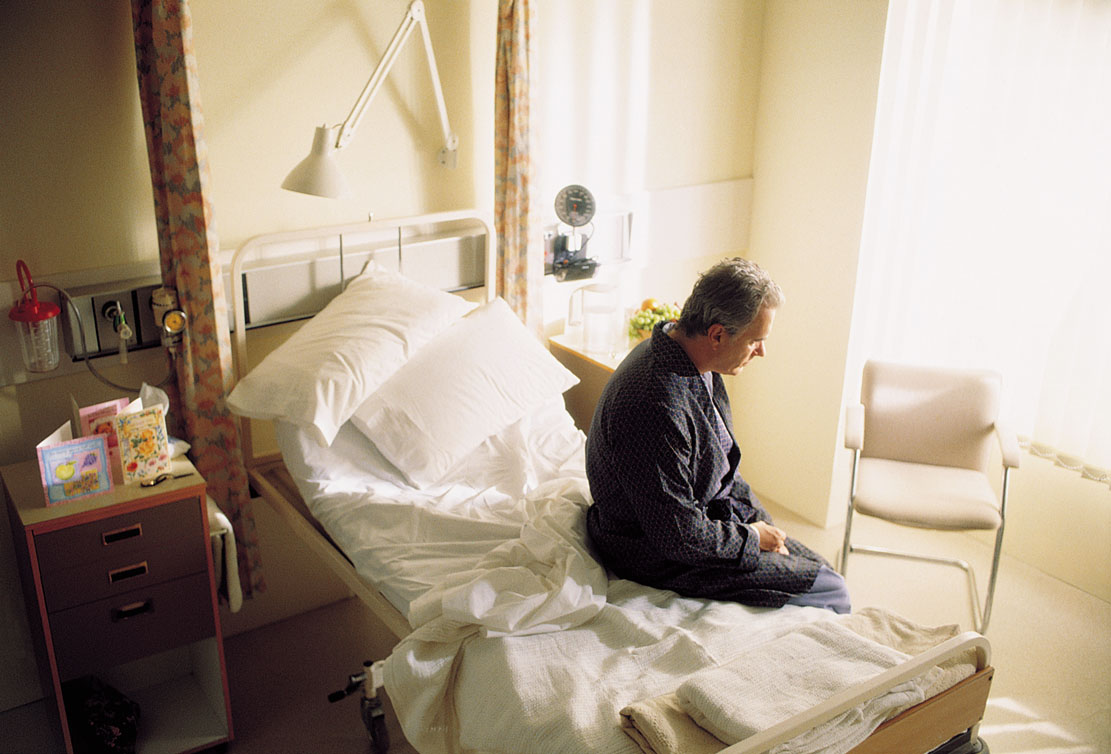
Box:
[850,0,1111,487]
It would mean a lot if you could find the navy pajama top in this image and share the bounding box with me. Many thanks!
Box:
[584,322,823,607]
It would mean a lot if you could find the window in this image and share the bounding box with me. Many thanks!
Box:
[850,0,1111,487]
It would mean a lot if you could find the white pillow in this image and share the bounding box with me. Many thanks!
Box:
[227,263,475,447]
[351,298,579,488]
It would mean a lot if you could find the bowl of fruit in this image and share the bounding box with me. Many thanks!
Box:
[629,298,681,343]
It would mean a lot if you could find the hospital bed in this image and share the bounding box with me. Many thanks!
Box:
[226,210,994,754]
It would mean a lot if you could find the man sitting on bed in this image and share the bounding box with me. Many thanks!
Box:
[585,257,850,613]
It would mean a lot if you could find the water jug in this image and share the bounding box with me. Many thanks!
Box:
[568,283,620,355]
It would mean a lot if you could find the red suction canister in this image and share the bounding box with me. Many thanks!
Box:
[9,259,61,372]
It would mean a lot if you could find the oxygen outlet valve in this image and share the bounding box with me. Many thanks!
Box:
[102,300,135,364]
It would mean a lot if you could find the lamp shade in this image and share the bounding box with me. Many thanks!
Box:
[281,126,351,198]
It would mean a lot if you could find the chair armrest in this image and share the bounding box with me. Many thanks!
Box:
[994,422,1022,468]
[844,404,864,450]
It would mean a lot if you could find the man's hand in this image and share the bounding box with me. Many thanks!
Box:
[752,521,790,555]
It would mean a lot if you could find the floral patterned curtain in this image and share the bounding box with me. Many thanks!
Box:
[494,0,541,327]
[131,0,263,595]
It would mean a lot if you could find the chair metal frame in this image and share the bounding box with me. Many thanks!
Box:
[839,364,1021,634]
[841,440,1013,633]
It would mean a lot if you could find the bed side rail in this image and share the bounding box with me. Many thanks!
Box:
[718,631,991,754]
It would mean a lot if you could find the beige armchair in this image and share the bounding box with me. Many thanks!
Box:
[841,360,1021,633]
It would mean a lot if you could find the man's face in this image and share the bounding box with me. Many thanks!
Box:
[711,305,775,375]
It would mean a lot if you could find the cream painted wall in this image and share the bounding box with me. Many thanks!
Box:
[533,0,763,200]
[0,0,493,282]
[738,0,888,529]
[643,2,763,190]
[0,1,159,279]
[976,454,1111,602]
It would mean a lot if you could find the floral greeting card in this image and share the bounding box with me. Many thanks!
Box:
[114,403,171,484]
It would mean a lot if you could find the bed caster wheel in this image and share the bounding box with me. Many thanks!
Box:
[929,731,988,754]
[363,696,390,754]
[368,716,390,754]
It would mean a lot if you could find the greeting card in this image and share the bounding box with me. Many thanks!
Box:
[36,423,113,506]
[114,402,171,483]
[73,396,130,483]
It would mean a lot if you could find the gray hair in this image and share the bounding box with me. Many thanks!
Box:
[676,257,784,336]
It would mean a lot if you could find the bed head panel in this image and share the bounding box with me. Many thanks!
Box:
[227,209,497,465]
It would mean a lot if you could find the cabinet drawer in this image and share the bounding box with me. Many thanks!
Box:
[50,572,215,682]
[40,532,207,613]
[34,496,203,575]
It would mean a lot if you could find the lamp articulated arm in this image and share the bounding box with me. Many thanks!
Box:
[336,0,458,165]
[282,0,457,198]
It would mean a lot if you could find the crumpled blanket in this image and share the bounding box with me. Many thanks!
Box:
[383,475,611,753]
[405,477,607,637]
[382,473,839,754]
[619,608,977,754]
[379,463,976,754]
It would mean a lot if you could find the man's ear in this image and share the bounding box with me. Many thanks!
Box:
[706,323,729,346]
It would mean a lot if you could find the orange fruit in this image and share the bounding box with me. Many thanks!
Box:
[640,297,661,311]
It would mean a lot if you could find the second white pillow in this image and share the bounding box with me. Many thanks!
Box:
[351,298,579,489]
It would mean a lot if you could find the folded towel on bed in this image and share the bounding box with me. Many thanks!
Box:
[620,608,975,754]
[620,693,723,754]
[677,619,926,752]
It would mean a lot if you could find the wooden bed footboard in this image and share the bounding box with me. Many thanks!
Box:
[850,668,992,754]
[248,457,993,754]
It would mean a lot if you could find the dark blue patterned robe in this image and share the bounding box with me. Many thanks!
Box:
[585,322,824,607]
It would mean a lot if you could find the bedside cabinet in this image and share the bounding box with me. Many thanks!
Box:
[2,457,233,754]
[549,332,633,433]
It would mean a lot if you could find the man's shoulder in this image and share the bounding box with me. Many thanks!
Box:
[601,346,697,420]
[607,341,677,392]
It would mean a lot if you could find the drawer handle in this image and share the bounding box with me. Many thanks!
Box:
[102,523,143,545]
[111,599,154,622]
[108,561,149,584]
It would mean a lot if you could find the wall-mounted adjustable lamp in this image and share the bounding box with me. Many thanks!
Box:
[282,0,458,199]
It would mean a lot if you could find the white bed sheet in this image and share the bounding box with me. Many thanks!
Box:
[274,396,587,618]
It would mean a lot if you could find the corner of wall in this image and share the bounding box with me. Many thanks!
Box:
[735,0,888,530]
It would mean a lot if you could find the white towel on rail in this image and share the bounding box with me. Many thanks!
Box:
[206,496,242,613]
[676,619,929,754]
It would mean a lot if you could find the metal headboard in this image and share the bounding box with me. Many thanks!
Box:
[227,209,497,464]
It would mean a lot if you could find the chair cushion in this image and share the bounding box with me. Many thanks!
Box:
[853,457,1002,531]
